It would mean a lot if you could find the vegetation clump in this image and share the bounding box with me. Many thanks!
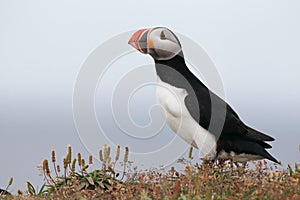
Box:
[1,146,300,199]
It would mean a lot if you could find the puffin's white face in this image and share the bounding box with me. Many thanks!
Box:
[128,27,182,60]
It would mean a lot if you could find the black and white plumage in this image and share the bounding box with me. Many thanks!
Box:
[128,27,279,163]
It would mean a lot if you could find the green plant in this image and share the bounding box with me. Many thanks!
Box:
[25,144,130,197]
[26,182,47,196]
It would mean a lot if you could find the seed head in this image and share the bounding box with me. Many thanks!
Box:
[78,153,82,166]
[89,155,93,165]
[17,189,23,195]
[43,160,50,176]
[188,147,193,159]
[115,145,120,161]
[81,158,85,168]
[99,150,103,162]
[71,159,77,172]
[67,145,72,164]
[68,145,72,156]
[51,150,56,163]
[57,165,61,173]
[63,158,68,169]
[8,177,13,186]
[124,146,129,163]
[104,145,110,162]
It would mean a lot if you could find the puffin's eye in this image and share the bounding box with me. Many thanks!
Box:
[160,31,166,40]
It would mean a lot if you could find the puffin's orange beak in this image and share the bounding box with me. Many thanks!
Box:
[128,28,150,54]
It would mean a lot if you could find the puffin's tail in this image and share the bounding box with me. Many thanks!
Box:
[247,127,275,142]
[261,148,280,164]
[245,128,279,163]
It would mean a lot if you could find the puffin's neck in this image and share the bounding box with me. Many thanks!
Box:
[154,52,195,88]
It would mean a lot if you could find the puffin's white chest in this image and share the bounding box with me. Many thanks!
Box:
[156,77,217,159]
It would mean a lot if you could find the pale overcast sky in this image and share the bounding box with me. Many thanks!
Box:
[0,0,299,192]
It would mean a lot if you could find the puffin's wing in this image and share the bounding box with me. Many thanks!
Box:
[184,83,275,143]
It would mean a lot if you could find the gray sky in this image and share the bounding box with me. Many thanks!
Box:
[0,0,299,192]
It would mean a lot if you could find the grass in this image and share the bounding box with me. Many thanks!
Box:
[1,145,299,199]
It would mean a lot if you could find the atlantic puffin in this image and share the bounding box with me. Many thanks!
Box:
[128,27,278,163]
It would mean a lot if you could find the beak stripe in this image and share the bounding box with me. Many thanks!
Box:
[138,30,149,53]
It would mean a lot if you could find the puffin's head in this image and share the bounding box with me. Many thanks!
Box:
[128,27,182,61]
